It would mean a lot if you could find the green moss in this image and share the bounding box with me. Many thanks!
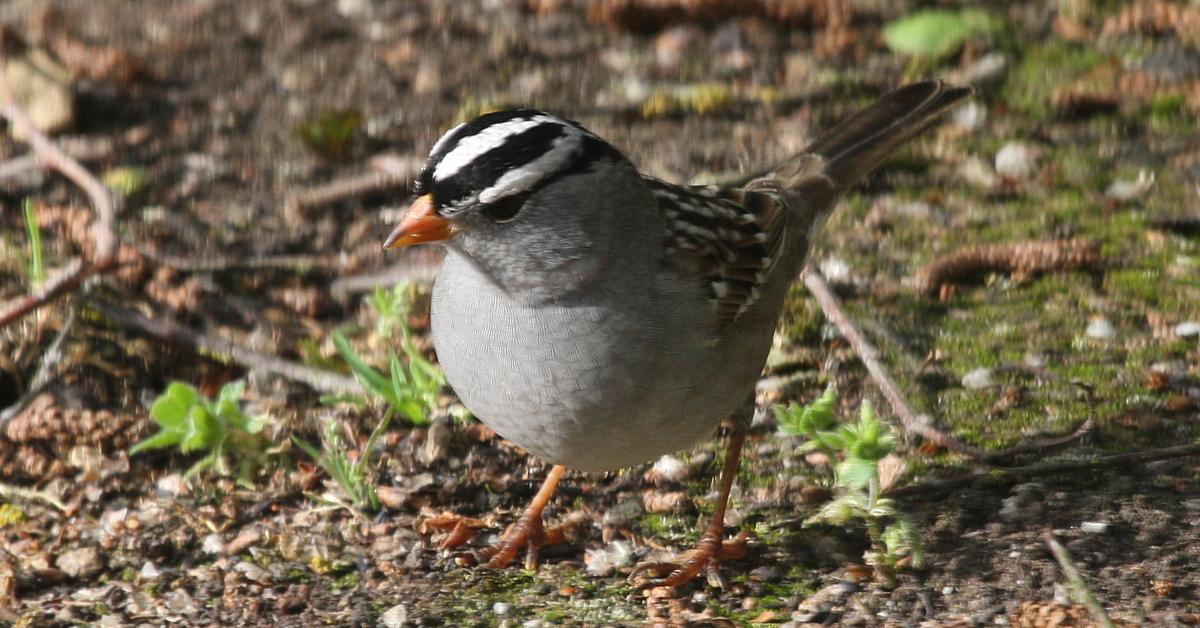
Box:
[1008,41,1106,118]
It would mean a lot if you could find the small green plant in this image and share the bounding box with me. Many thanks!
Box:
[777,388,923,585]
[368,283,413,340]
[882,9,999,61]
[330,329,443,426]
[292,411,391,512]
[130,380,269,487]
[22,199,44,288]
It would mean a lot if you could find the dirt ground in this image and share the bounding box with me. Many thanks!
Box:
[0,0,1198,626]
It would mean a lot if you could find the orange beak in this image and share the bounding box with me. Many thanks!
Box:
[383,194,456,249]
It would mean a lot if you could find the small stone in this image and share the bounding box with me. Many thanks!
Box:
[654,24,702,70]
[201,534,225,555]
[1080,521,1108,534]
[1105,170,1155,201]
[962,368,994,389]
[156,473,188,497]
[493,602,511,616]
[584,540,634,577]
[952,101,987,132]
[995,141,1041,180]
[957,52,1009,86]
[818,256,854,286]
[749,565,781,582]
[233,561,271,585]
[57,546,103,579]
[139,561,160,581]
[1086,317,1116,340]
[942,586,954,595]
[1174,321,1200,337]
[601,499,643,527]
[645,454,688,485]
[958,155,1000,190]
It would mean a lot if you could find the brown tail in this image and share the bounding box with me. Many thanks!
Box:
[805,80,974,190]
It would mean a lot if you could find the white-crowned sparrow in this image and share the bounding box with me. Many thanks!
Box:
[385,81,971,584]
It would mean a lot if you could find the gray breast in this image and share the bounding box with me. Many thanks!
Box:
[430,249,750,472]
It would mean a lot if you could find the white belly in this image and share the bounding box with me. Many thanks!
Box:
[431,250,752,472]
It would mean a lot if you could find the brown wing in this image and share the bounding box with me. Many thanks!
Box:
[646,176,789,326]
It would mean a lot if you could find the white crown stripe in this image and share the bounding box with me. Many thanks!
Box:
[433,115,562,182]
[478,127,582,204]
[428,121,467,161]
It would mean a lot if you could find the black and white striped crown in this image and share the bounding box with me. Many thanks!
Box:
[414,110,625,215]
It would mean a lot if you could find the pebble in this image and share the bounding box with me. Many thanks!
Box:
[645,454,688,485]
[493,602,511,616]
[139,561,161,580]
[958,155,1000,190]
[1174,321,1200,337]
[379,604,408,628]
[818,256,854,286]
[952,101,987,132]
[584,540,634,577]
[957,52,1009,86]
[1080,521,1108,534]
[962,367,994,389]
[57,546,104,579]
[1085,317,1116,340]
[1105,170,1155,201]
[201,534,225,555]
[994,141,1041,180]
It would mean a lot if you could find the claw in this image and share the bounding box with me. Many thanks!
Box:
[629,530,751,590]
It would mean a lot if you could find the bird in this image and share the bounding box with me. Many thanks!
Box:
[384,81,972,587]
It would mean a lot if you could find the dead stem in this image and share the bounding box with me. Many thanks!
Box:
[0,32,118,329]
[802,267,1096,465]
[1042,530,1117,628]
[97,303,359,395]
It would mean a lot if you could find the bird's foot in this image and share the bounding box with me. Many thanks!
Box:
[419,509,586,569]
[628,528,751,589]
[419,465,580,570]
[479,509,589,569]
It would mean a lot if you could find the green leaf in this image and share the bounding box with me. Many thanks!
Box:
[836,457,877,491]
[181,406,221,452]
[776,384,838,436]
[150,382,200,430]
[129,429,184,454]
[883,9,996,60]
[334,330,399,405]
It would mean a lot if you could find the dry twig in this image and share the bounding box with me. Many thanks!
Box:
[97,303,359,395]
[283,153,421,221]
[1042,530,1117,628]
[0,36,118,328]
[803,267,1095,464]
[804,268,989,459]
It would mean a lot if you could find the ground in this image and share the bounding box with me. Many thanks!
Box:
[0,0,1198,626]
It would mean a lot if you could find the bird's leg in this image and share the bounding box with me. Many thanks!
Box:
[630,414,751,589]
[480,464,568,570]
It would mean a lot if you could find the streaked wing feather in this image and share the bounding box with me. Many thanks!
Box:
[646,176,789,326]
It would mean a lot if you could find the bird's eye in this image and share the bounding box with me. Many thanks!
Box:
[483,194,524,222]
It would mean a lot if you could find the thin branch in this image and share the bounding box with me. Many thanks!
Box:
[886,442,1200,498]
[98,303,360,395]
[1042,530,1116,628]
[283,153,421,220]
[135,247,339,274]
[0,482,68,512]
[0,37,118,328]
[803,267,989,459]
[802,267,1094,465]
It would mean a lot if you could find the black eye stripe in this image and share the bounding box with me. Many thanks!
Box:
[414,110,628,215]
